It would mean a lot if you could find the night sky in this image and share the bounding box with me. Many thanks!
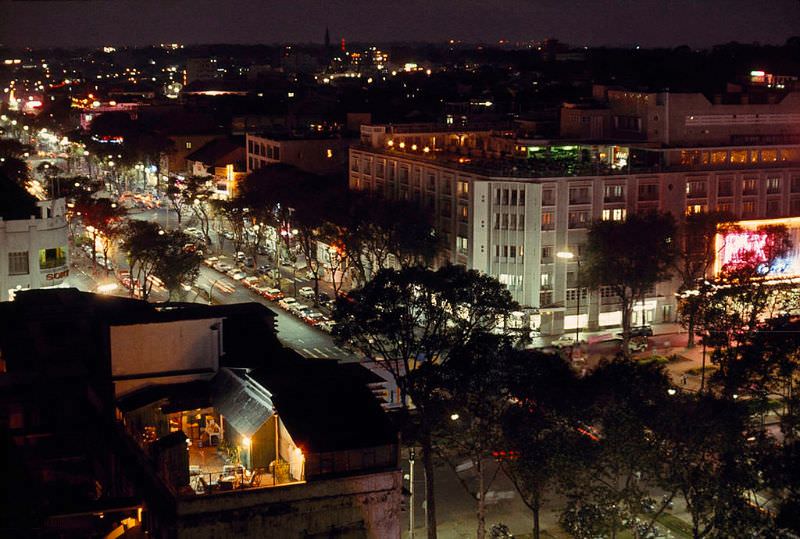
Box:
[1,0,798,49]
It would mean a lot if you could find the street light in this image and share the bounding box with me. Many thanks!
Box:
[556,250,582,344]
[408,447,416,539]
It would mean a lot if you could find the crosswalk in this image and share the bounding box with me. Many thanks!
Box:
[296,346,349,359]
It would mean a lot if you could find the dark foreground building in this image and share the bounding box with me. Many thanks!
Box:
[0,289,401,538]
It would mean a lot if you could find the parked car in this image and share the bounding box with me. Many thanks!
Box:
[303,311,326,325]
[235,251,246,261]
[256,264,272,275]
[263,288,284,301]
[243,256,255,268]
[278,297,298,310]
[251,283,271,295]
[291,303,311,315]
[299,286,315,299]
[317,292,331,304]
[204,256,219,266]
[223,231,235,240]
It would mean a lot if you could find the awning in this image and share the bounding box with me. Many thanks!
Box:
[212,368,274,438]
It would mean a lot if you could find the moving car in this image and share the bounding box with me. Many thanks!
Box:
[552,335,582,348]
[213,261,233,273]
[227,269,246,280]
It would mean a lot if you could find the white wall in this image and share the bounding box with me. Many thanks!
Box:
[0,199,69,301]
[110,318,222,396]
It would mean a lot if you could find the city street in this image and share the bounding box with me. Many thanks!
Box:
[124,206,352,359]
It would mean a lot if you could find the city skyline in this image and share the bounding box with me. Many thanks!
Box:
[1,0,798,49]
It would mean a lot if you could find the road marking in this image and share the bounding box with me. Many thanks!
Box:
[312,348,328,358]
[301,348,314,357]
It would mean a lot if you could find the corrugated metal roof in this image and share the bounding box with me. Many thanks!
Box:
[211,368,274,438]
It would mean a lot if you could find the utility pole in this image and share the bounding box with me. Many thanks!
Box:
[409,447,415,539]
[209,278,220,305]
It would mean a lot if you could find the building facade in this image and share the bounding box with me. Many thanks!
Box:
[0,198,69,301]
[562,87,800,146]
[246,133,351,176]
[0,291,402,538]
[349,120,800,335]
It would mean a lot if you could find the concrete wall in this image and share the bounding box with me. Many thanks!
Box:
[169,469,402,539]
[110,318,222,396]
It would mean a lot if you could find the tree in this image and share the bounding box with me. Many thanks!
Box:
[332,265,520,539]
[340,194,441,286]
[233,167,303,268]
[559,359,674,539]
[675,212,732,348]
[433,334,520,539]
[694,224,794,396]
[502,352,581,539]
[652,392,771,539]
[88,113,172,192]
[736,316,800,445]
[154,230,203,301]
[76,196,125,271]
[210,198,246,255]
[183,176,215,247]
[0,138,32,187]
[164,176,188,226]
[319,221,352,298]
[121,221,164,301]
[583,212,676,354]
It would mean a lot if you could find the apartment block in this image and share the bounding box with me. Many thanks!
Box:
[349,110,800,335]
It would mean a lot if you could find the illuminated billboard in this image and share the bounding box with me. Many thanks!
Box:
[714,217,800,278]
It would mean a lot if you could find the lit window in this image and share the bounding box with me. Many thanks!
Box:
[39,247,67,270]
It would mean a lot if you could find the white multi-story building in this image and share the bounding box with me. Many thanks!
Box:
[349,120,800,335]
[0,198,70,301]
